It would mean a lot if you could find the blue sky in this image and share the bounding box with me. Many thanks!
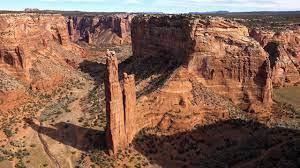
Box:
[1,0,300,13]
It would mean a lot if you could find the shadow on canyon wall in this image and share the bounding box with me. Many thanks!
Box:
[119,56,181,97]
[25,119,106,152]
[133,119,300,168]
[79,56,181,97]
[79,60,106,84]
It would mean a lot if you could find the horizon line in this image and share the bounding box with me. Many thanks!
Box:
[1,9,300,14]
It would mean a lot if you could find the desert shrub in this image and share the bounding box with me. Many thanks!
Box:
[3,128,14,137]
[30,144,36,148]
[0,155,7,161]
[15,149,30,159]
[134,163,141,168]
[15,159,26,168]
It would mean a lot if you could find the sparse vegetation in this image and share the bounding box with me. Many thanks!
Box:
[0,10,299,168]
[133,119,300,167]
[3,128,14,137]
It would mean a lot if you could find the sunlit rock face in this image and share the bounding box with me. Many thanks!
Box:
[104,51,138,154]
[0,13,86,81]
[250,28,300,87]
[0,13,85,111]
[0,13,71,81]
[132,15,272,109]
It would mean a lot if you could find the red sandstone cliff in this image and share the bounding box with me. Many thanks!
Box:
[0,13,69,82]
[0,13,86,111]
[67,14,133,46]
[250,28,300,87]
[132,16,272,111]
[0,13,84,81]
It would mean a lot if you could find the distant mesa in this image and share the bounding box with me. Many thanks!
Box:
[138,12,164,14]
[189,11,230,14]
[24,8,40,12]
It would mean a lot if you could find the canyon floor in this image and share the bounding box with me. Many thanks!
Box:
[0,44,299,168]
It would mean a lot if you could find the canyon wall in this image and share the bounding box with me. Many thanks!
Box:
[0,13,85,111]
[250,28,300,87]
[0,13,70,81]
[132,16,194,64]
[0,13,84,82]
[132,15,272,110]
[67,14,133,46]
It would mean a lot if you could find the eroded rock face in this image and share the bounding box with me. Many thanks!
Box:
[265,42,300,87]
[123,73,138,144]
[132,16,272,109]
[249,29,275,47]
[0,13,86,110]
[105,50,138,154]
[105,51,126,153]
[132,16,194,64]
[68,14,133,46]
[138,68,233,133]
[0,13,80,82]
[0,13,68,81]
[250,28,300,87]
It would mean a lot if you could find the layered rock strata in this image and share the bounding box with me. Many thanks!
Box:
[0,13,84,83]
[104,50,137,154]
[250,28,300,87]
[138,68,232,133]
[0,13,86,110]
[123,73,138,144]
[0,13,68,81]
[68,14,133,46]
[132,15,273,109]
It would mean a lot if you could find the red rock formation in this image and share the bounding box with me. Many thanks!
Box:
[250,28,300,87]
[0,13,86,109]
[132,15,194,64]
[123,73,137,144]
[132,16,272,109]
[265,42,300,87]
[86,30,92,44]
[249,29,275,47]
[69,14,133,46]
[137,68,232,133]
[0,13,86,79]
[105,51,126,153]
[104,50,137,154]
[67,17,75,41]
[0,45,27,80]
[0,13,76,81]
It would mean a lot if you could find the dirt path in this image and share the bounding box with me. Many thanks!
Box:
[38,121,62,168]
[34,79,94,168]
